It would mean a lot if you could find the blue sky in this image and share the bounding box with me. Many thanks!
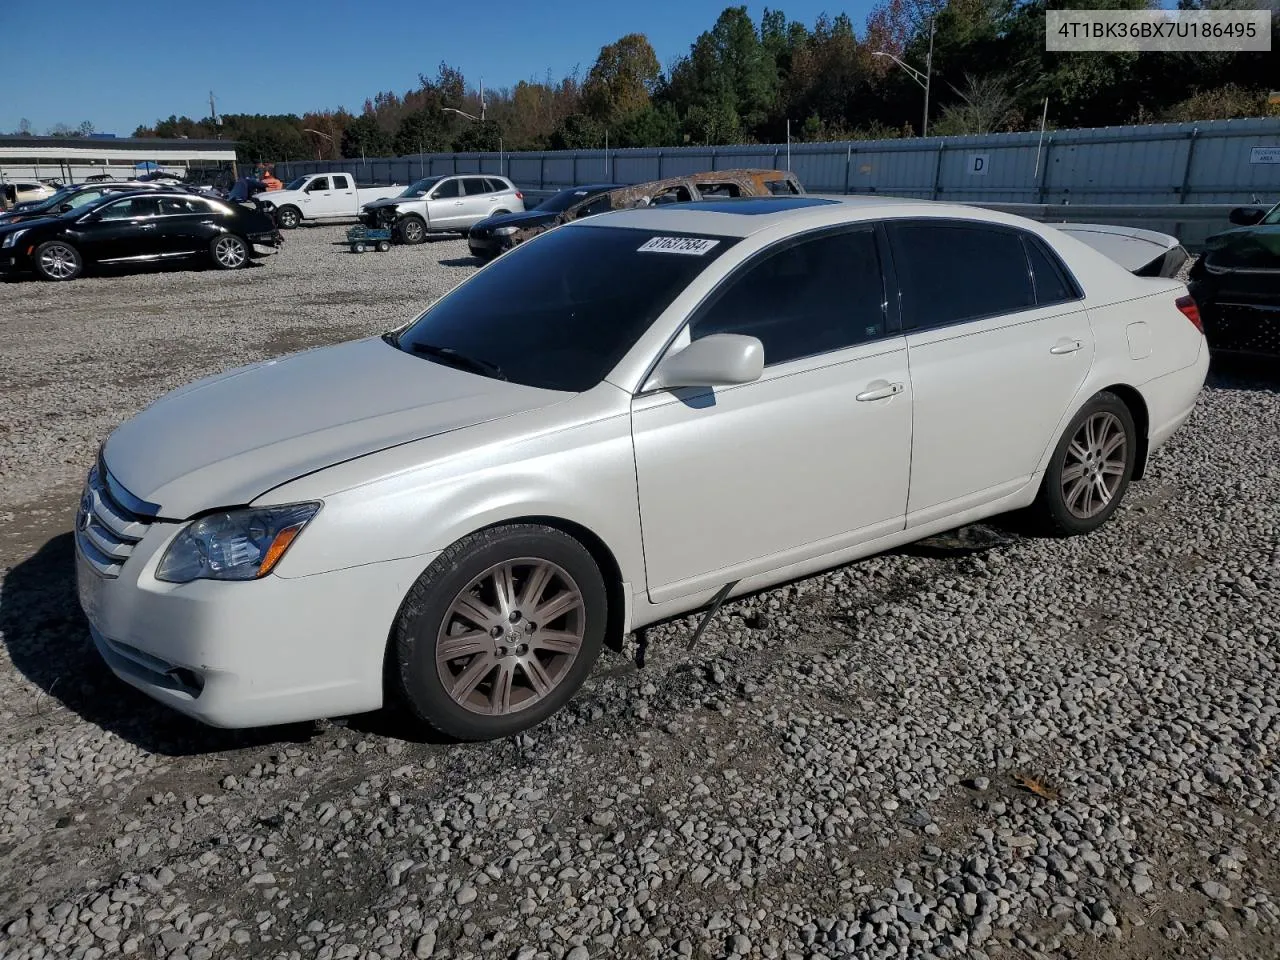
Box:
[1,0,877,137]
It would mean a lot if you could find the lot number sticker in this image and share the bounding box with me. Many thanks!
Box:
[638,236,721,255]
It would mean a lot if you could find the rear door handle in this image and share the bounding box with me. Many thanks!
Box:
[856,381,904,402]
[1050,338,1083,355]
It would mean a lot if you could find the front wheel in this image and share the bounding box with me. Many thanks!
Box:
[392,524,608,741]
[211,234,248,269]
[1032,391,1137,536]
[34,241,82,281]
[274,205,301,229]
[398,216,426,245]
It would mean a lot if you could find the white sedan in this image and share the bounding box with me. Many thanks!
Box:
[74,196,1209,740]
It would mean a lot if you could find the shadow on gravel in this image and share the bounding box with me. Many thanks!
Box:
[438,256,484,268]
[1208,353,1280,393]
[0,533,321,757]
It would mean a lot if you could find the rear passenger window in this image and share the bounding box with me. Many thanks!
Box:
[690,228,886,366]
[1024,236,1078,305]
[464,178,490,196]
[888,221,1034,329]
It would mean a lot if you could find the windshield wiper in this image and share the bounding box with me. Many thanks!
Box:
[406,342,508,381]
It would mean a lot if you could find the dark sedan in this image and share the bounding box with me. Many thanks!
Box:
[1188,200,1280,356]
[0,181,167,225]
[0,190,282,281]
[467,183,619,261]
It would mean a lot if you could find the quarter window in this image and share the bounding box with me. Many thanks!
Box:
[484,178,508,193]
[888,221,1035,329]
[1024,236,1078,305]
[690,227,887,367]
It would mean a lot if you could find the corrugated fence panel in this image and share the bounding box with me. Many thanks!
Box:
[267,119,1280,222]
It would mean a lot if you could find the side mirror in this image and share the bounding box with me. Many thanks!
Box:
[1228,207,1264,227]
[644,333,764,392]
[59,203,73,212]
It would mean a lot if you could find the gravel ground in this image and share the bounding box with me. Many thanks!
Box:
[0,225,1278,960]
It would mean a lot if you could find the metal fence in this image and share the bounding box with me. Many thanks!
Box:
[273,117,1280,248]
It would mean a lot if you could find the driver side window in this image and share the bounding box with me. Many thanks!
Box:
[98,197,162,221]
[689,227,887,367]
[432,179,461,199]
[306,177,330,192]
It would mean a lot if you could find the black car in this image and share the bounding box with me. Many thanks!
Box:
[0,181,170,225]
[467,183,620,260]
[0,189,283,281]
[1187,200,1280,356]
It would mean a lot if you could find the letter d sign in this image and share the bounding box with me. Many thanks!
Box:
[968,154,990,176]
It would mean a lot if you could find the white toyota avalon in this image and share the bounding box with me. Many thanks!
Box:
[74,195,1209,740]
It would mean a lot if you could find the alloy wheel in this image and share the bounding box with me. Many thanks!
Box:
[1061,411,1127,519]
[435,558,586,716]
[214,237,246,268]
[39,243,78,279]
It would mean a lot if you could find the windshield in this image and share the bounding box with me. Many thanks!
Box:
[1262,201,1280,225]
[284,176,309,191]
[392,225,738,392]
[399,177,443,199]
[535,187,601,214]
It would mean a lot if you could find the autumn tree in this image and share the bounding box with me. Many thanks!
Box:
[582,34,661,125]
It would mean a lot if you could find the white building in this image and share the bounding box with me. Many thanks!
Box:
[0,135,240,185]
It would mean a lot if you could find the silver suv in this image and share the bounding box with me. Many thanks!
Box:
[360,174,525,244]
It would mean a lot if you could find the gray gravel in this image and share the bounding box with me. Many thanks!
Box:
[1,226,1278,959]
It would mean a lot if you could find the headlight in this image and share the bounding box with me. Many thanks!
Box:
[1,229,27,249]
[493,226,519,236]
[156,502,320,584]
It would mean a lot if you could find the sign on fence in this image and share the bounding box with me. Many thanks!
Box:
[967,154,990,176]
[1251,147,1280,164]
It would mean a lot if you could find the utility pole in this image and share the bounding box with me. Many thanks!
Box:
[209,91,220,138]
[923,17,935,138]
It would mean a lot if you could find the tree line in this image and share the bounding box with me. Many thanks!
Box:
[127,0,1278,163]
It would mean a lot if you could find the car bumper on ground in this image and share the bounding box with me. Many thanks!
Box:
[73,489,435,729]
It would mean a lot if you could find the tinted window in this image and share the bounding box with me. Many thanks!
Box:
[1025,237,1076,304]
[464,177,490,196]
[307,177,330,191]
[432,179,460,199]
[575,195,611,218]
[889,221,1034,329]
[690,228,887,366]
[158,196,206,215]
[97,197,161,220]
[483,178,508,193]
[332,175,350,189]
[393,226,737,392]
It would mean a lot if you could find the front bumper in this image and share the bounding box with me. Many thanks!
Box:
[467,231,511,258]
[74,497,436,729]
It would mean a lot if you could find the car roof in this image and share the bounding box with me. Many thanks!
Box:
[567,194,983,238]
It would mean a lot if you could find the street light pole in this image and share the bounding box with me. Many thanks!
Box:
[873,17,935,138]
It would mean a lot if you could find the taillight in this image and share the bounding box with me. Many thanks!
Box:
[1175,294,1204,334]
[515,191,523,200]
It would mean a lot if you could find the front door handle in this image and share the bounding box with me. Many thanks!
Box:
[1050,338,1083,355]
[856,381,904,402]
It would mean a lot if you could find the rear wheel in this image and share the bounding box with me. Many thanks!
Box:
[393,524,608,741]
[1032,391,1137,536]
[34,241,82,281]
[376,240,391,252]
[211,234,248,269]
[398,216,426,244]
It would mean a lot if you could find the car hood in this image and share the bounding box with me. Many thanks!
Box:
[102,336,569,518]
[1203,224,1280,257]
[362,196,412,210]
[473,209,558,231]
[0,214,59,234]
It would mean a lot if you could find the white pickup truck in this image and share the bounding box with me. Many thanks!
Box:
[256,173,404,229]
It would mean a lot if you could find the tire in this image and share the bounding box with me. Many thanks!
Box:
[376,240,391,253]
[398,216,427,245]
[211,234,248,270]
[353,243,367,254]
[1032,391,1137,536]
[393,523,608,741]
[274,205,301,229]
[33,240,82,281]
